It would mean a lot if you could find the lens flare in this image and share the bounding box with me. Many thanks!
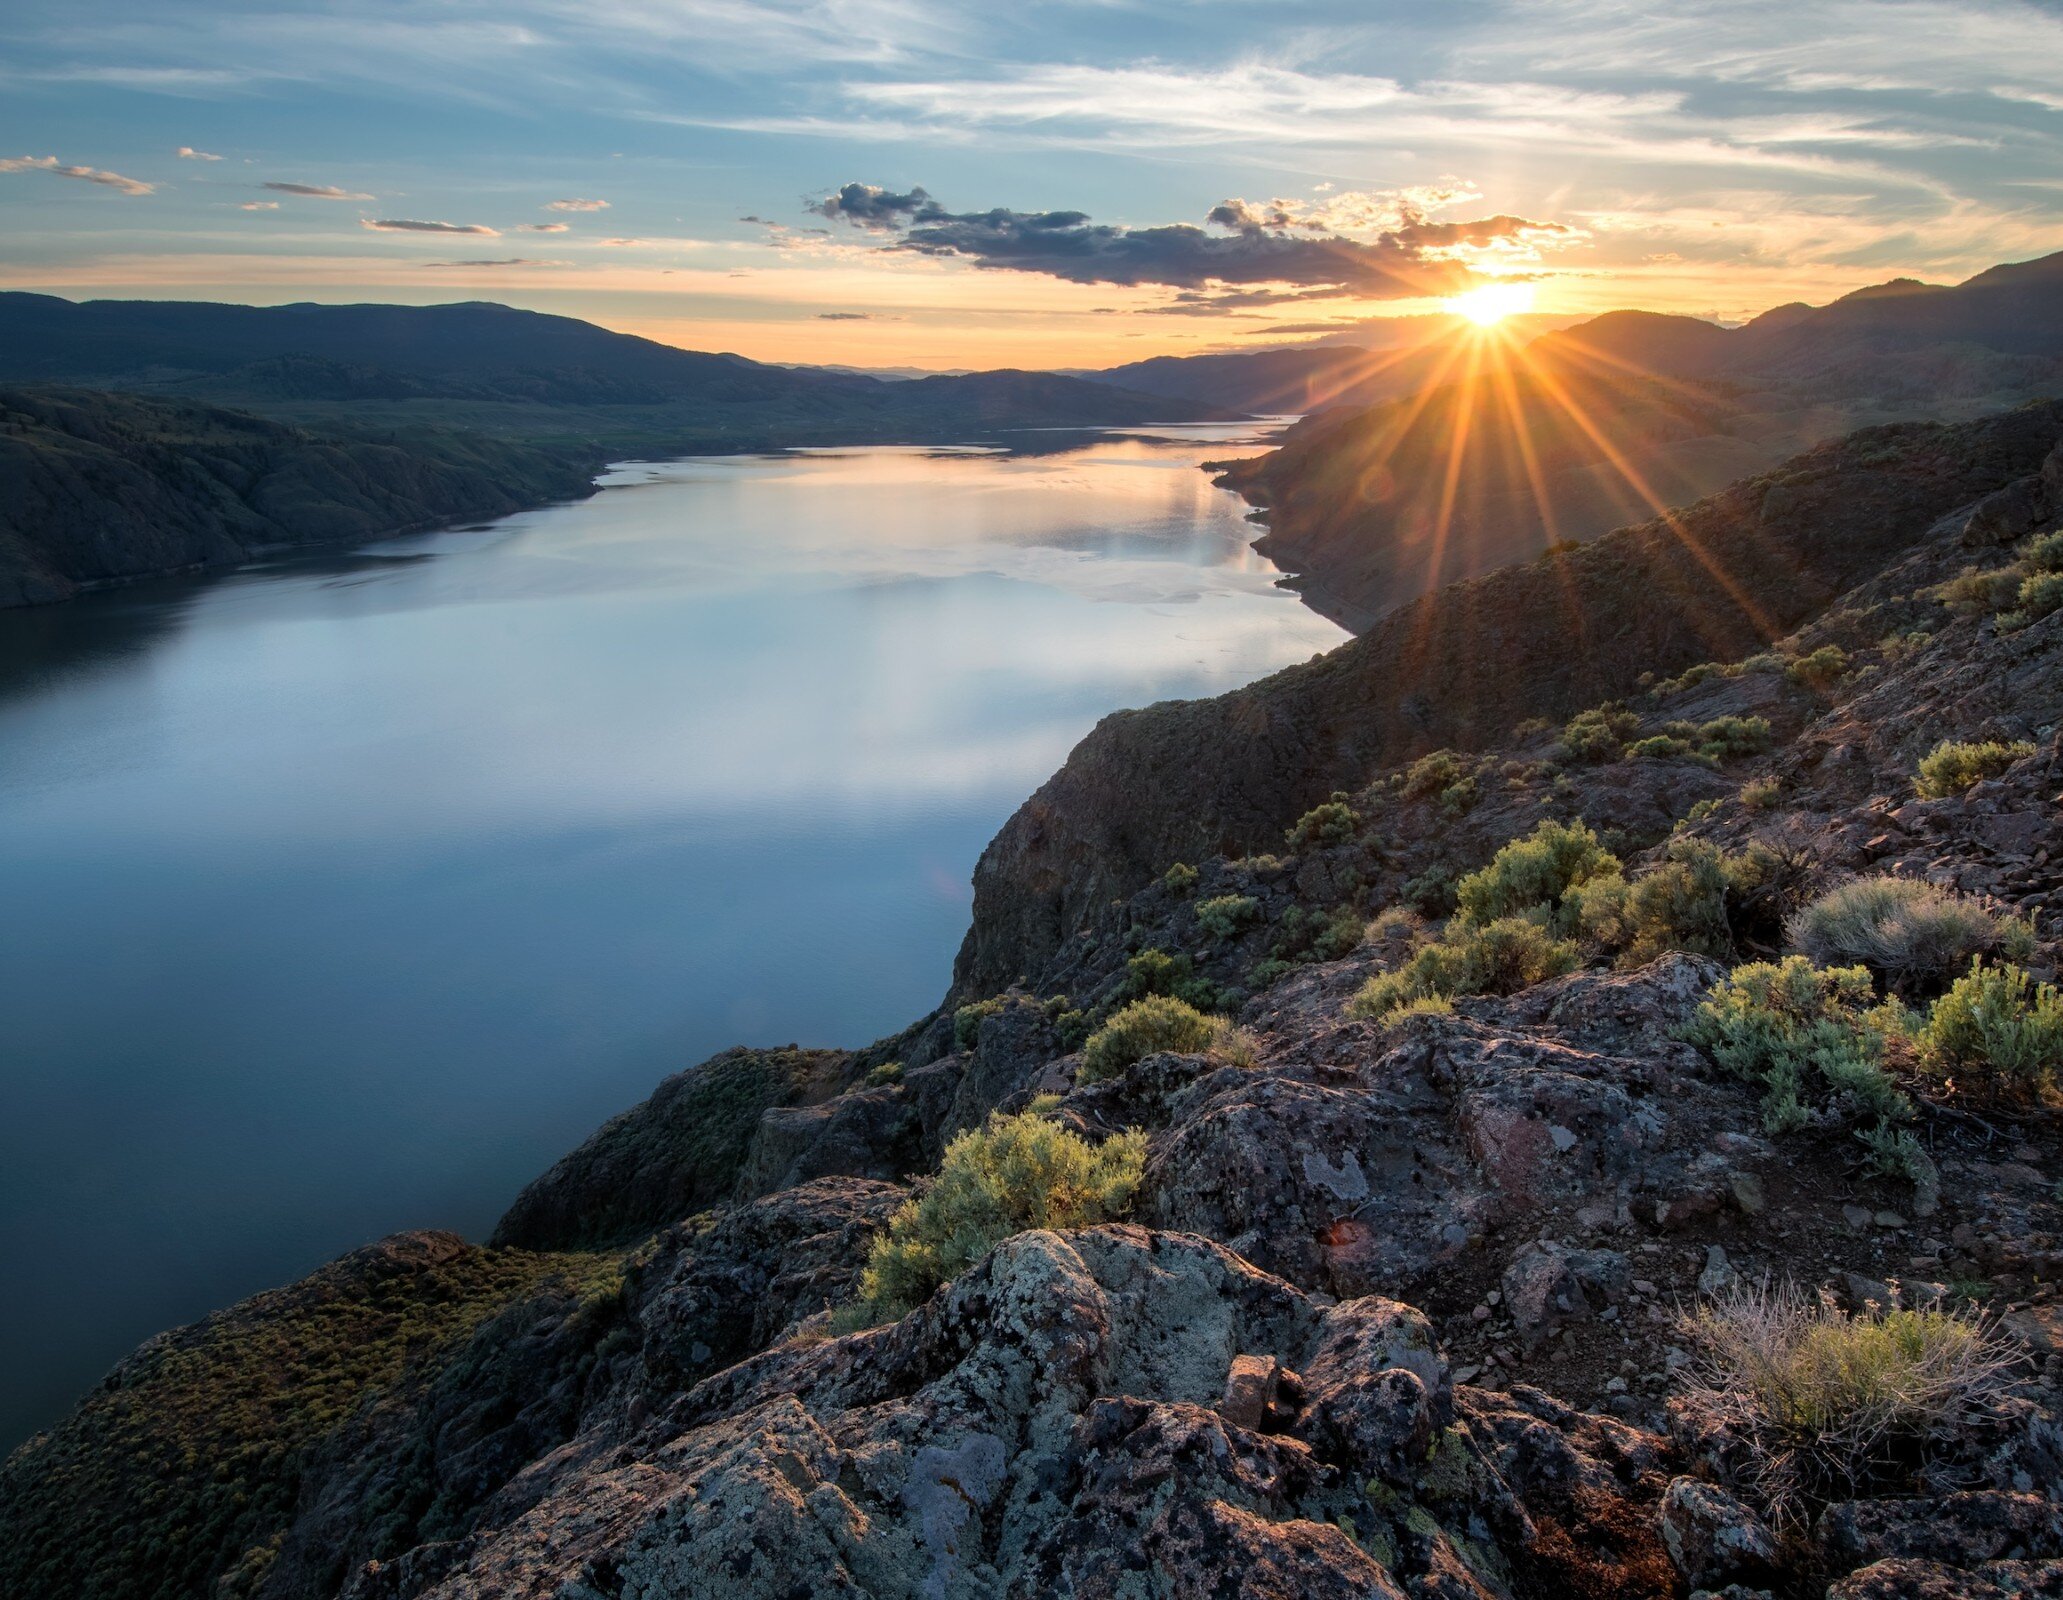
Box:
[1450,281,1536,327]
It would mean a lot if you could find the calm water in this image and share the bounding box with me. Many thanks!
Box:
[0,425,1342,1447]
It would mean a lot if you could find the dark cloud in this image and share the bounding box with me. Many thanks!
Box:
[423,257,549,267]
[517,222,569,232]
[264,181,374,200]
[816,311,872,320]
[360,217,500,235]
[808,182,1567,301]
[807,183,947,230]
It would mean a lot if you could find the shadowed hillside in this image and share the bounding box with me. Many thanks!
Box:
[0,388,603,606]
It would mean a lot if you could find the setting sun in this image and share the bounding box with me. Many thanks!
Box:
[1451,280,1537,326]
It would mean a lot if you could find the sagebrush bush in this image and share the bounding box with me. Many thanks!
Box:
[1786,645,1850,688]
[1381,994,1455,1028]
[1400,748,1471,799]
[1686,957,1909,1132]
[2001,569,2063,631]
[954,998,1005,1050]
[1920,960,2063,1100]
[1349,914,1579,1019]
[1939,564,2024,615]
[1696,715,1775,760]
[1740,776,1783,810]
[1118,948,1224,1012]
[1915,738,2034,797]
[1561,706,1639,762]
[1574,839,1775,966]
[1195,892,1260,940]
[855,1113,1147,1319]
[1677,1281,2015,1511]
[2023,529,2063,574]
[1161,861,1198,893]
[1625,733,1694,761]
[1286,799,1360,850]
[1455,818,1620,932]
[1789,877,2033,994]
[1078,994,1224,1083]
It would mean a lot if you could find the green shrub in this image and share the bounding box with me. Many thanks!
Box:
[1686,957,1909,1132]
[1401,748,1470,799]
[864,1060,904,1087]
[1561,706,1639,762]
[1939,565,2023,615]
[1381,994,1455,1028]
[1678,1281,2015,1507]
[1787,645,1850,688]
[1920,961,2063,1100]
[1196,893,1260,940]
[1400,866,1457,918]
[1245,956,1298,990]
[1161,861,1199,893]
[1455,818,1620,933]
[1349,915,1579,1019]
[1653,660,1724,696]
[1286,799,1360,850]
[1625,734,1694,760]
[1914,739,2035,797]
[1119,948,1217,1010]
[1079,994,1224,1083]
[1740,776,1783,810]
[1270,903,1365,966]
[2022,529,2063,573]
[2000,569,2063,631]
[954,997,1005,1050]
[855,1113,1147,1319]
[1789,877,2033,994]
[1697,715,1775,761]
[1575,839,1775,966]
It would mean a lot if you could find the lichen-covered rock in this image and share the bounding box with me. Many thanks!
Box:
[1659,1476,1778,1588]
[363,1227,1672,1600]
[1819,1492,2063,1576]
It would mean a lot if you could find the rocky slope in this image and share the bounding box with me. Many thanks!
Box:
[958,401,2063,997]
[4,402,2063,1600]
[0,387,604,606]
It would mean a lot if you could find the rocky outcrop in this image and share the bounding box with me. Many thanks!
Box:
[954,403,2063,996]
[0,387,603,606]
[492,1045,856,1251]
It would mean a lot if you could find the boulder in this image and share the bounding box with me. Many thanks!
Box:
[1659,1476,1779,1588]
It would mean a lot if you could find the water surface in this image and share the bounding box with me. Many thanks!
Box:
[0,425,1343,1446]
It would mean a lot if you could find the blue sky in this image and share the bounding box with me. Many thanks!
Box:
[4,0,2063,365]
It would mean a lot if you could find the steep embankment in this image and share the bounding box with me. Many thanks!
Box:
[1207,367,1862,629]
[955,401,2063,995]
[8,399,2063,1600]
[0,388,603,606]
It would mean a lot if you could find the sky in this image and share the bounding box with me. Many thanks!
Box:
[4,0,2063,368]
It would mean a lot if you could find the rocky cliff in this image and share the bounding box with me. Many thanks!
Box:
[5,402,2063,1600]
[0,387,604,607]
[954,402,2063,998]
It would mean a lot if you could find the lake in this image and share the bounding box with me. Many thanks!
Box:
[0,424,1344,1448]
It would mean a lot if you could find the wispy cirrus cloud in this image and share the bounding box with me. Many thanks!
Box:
[360,217,501,235]
[546,197,609,211]
[264,181,374,200]
[422,256,555,267]
[239,200,279,211]
[0,155,154,195]
[175,145,221,161]
[517,221,570,232]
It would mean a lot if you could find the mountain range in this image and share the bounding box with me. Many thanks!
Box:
[0,293,1229,450]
